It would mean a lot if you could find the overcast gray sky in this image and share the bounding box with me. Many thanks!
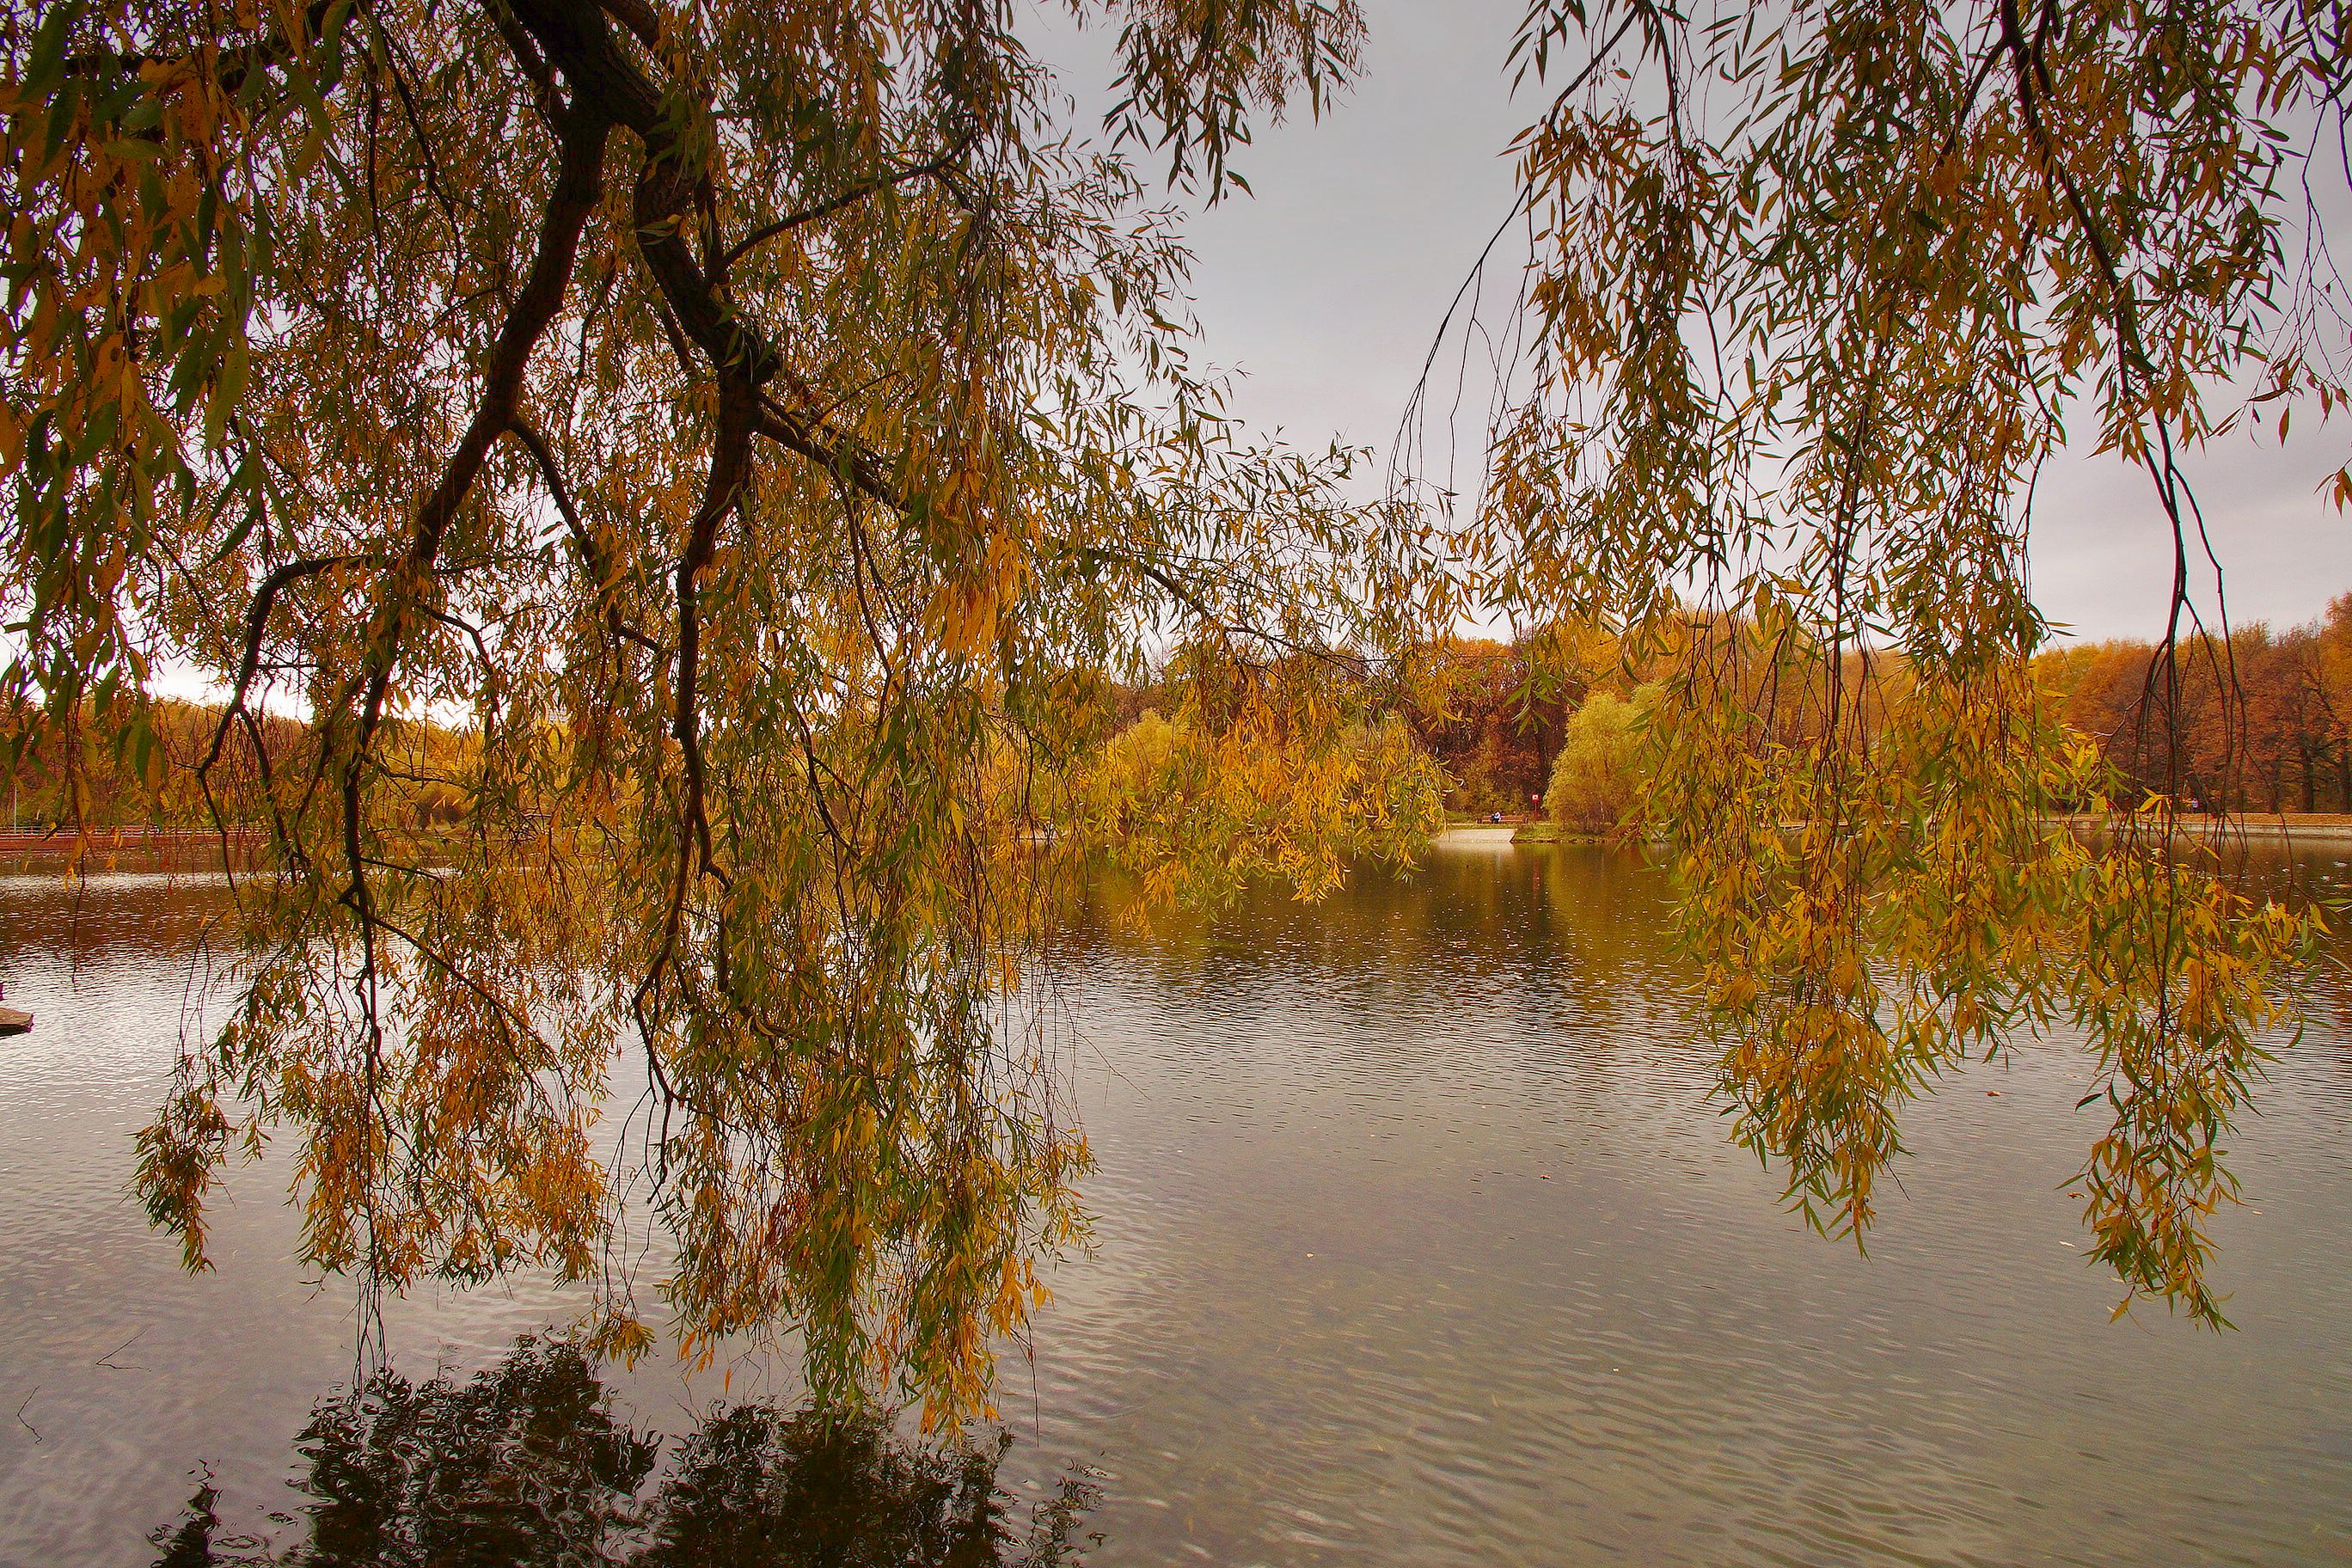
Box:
[1057,0,2352,645]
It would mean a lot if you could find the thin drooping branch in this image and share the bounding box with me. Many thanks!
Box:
[200,555,374,785]
[715,134,974,274]
[1994,0,2228,816]
[664,396,752,903]
[506,420,665,657]
[198,553,374,873]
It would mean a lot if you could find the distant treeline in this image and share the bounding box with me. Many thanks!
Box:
[1112,597,2352,824]
[15,597,2352,834]
[1400,601,2352,820]
[2033,595,2352,813]
[0,696,470,832]
[1099,627,1625,819]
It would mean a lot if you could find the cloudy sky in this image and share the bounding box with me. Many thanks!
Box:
[1049,0,2352,645]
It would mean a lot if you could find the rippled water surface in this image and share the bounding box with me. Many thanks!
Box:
[3,842,2350,1565]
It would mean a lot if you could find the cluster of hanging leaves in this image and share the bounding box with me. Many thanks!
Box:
[3,0,1405,1423]
[1433,0,2349,1322]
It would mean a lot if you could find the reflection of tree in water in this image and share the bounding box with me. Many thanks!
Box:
[636,1406,1096,1568]
[149,1339,1098,1566]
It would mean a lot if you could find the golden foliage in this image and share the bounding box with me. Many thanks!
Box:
[1544,687,1645,834]
[1078,702,1446,910]
[1427,0,2350,1321]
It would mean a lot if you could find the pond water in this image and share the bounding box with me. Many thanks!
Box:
[2,841,2349,1566]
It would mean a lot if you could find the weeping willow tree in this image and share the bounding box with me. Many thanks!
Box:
[3,0,1411,1422]
[3,0,2346,1424]
[1425,0,2349,1323]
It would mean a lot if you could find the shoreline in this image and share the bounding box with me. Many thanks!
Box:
[1437,816,2352,851]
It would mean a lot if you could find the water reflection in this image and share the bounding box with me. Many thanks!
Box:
[145,1340,1097,1567]
[5,849,2351,1565]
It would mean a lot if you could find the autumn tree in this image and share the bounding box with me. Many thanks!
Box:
[1544,687,1644,833]
[1081,704,1443,906]
[1426,0,2346,1319]
[5,0,1393,1421]
[1393,634,1549,814]
[2037,616,2352,813]
[2309,594,2352,802]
